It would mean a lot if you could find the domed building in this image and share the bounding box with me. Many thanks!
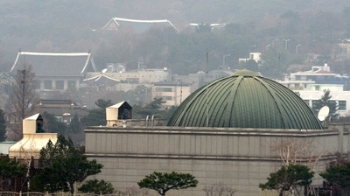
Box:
[168,70,322,129]
[85,70,346,196]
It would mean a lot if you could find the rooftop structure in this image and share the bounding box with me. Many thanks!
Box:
[9,114,57,159]
[279,64,348,90]
[11,51,97,91]
[84,67,169,87]
[101,17,178,32]
[85,70,342,196]
[169,70,322,129]
[238,52,261,64]
[151,82,191,107]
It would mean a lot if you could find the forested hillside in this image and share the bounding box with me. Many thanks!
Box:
[1,0,350,76]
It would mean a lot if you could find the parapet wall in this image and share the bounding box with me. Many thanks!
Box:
[84,125,347,196]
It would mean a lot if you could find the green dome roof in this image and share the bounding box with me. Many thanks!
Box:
[167,70,322,129]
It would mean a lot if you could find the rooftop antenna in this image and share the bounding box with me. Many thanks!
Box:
[180,83,182,104]
[318,106,330,127]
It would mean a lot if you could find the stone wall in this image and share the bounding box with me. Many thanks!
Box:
[85,126,344,196]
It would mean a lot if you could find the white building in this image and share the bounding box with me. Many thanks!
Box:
[151,82,191,107]
[278,64,350,116]
[238,52,261,63]
[85,67,169,85]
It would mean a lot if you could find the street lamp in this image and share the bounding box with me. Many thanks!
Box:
[296,44,301,54]
[223,54,230,68]
[283,39,290,50]
[20,69,26,119]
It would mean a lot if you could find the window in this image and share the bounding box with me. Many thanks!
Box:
[56,80,64,90]
[329,100,336,106]
[315,85,320,90]
[312,100,320,109]
[56,116,63,122]
[44,80,52,89]
[35,80,41,89]
[339,100,346,110]
[155,87,173,92]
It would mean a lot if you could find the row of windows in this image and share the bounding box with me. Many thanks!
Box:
[163,96,173,100]
[304,100,346,110]
[39,80,76,90]
[155,87,173,92]
[294,75,343,81]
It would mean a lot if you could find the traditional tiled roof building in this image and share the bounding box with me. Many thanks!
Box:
[10,51,97,91]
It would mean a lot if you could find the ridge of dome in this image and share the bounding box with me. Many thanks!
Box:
[231,69,259,77]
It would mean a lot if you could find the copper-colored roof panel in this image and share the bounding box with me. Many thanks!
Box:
[168,70,322,130]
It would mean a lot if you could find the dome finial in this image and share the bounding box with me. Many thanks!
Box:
[232,69,259,77]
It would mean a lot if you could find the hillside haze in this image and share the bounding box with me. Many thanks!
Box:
[1,0,350,74]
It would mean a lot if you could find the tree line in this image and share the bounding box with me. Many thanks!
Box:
[2,135,350,195]
[260,153,350,196]
[0,134,198,195]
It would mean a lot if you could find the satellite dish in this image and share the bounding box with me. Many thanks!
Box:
[101,68,108,74]
[318,106,330,121]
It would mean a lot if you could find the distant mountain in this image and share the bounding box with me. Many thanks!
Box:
[0,0,349,66]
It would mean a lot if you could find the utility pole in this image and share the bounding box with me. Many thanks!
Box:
[20,69,26,120]
[284,39,290,50]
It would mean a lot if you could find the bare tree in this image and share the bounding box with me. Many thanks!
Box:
[262,138,327,196]
[203,183,236,196]
[5,65,37,140]
[19,143,37,190]
[270,138,326,171]
[114,186,151,195]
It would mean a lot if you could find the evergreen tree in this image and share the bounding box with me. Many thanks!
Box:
[138,171,198,196]
[133,97,166,118]
[259,164,314,196]
[82,99,113,126]
[0,109,7,141]
[320,161,350,195]
[312,89,338,121]
[78,179,114,194]
[41,112,67,135]
[0,157,26,191]
[67,113,82,133]
[31,135,102,194]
